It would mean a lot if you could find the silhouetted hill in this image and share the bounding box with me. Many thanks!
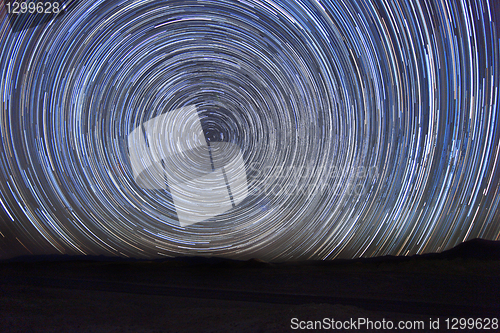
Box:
[1,238,499,266]
[438,238,500,260]
[0,253,137,263]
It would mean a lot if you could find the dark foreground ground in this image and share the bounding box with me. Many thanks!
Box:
[1,238,499,332]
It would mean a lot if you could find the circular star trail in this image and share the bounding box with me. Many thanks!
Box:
[0,0,499,261]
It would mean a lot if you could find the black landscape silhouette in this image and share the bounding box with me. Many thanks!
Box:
[1,238,499,332]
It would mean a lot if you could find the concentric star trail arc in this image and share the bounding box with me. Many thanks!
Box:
[0,0,499,261]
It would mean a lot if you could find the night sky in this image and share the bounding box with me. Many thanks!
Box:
[0,0,499,261]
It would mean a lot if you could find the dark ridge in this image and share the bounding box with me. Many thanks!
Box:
[437,238,500,260]
[1,238,499,266]
[0,254,143,263]
[354,238,500,263]
[0,253,247,267]
[279,238,500,267]
[156,256,243,266]
[243,258,273,267]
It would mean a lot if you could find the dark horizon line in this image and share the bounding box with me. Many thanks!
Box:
[2,237,499,265]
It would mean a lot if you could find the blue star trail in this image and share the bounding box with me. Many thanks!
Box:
[0,0,499,261]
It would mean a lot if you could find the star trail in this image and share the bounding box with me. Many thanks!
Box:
[0,0,499,261]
